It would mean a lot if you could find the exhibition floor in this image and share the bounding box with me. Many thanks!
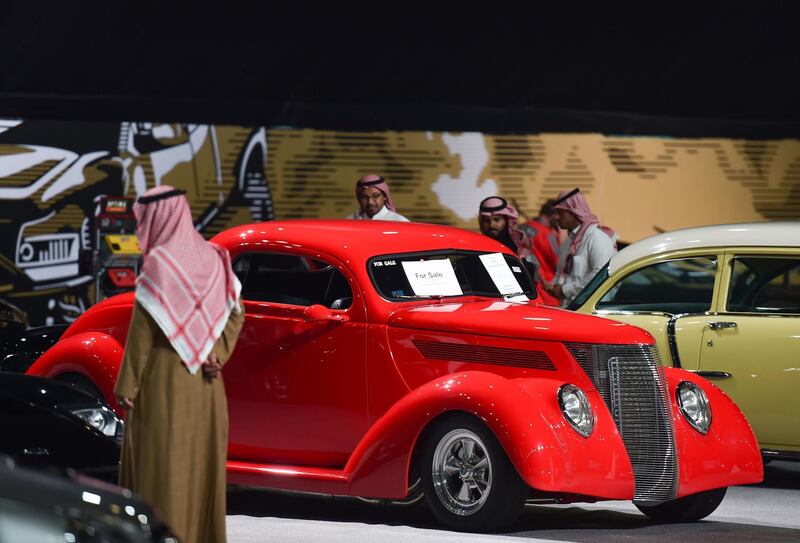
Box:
[226,461,800,542]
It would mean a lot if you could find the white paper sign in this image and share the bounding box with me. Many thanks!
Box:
[479,253,525,296]
[401,259,463,296]
[481,301,512,311]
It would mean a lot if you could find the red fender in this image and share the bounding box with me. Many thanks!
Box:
[26,331,124,413]
[60,292,135,344]
[664,368,764,496]
[345,370,635,500]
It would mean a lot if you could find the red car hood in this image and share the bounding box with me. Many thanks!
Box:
[388,299,653,345]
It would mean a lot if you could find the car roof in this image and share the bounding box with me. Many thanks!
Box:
[214,219,514,263]
[610,221,800,273]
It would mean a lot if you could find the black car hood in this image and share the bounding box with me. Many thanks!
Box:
[0,323,67,372]
[0,455,175,542]
[0,372,105,413]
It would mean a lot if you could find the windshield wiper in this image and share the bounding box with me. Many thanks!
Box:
[393,294,446,300]
[502,292,529,302]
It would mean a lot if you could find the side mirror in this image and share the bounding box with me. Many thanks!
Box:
[302,304,349,323]
[293,304,349,335]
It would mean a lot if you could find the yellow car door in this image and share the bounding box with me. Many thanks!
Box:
[578,253,721,369]
[577,250,722,369]
[696,251,800,453]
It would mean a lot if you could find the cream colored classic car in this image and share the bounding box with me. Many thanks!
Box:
[570,222,800,460]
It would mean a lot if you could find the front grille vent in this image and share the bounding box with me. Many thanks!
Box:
[567,343,678,504]
[413,339,555,370]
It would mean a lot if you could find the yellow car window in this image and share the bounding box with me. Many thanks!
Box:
[597,257,717,314]
[727,257,800,314]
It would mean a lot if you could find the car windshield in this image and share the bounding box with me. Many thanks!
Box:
[368,250,538,301]
[566,263,610,310]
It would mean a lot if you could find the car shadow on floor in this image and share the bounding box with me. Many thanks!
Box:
[227,488,800,542]
[754,460,800,490]
[227,488,440,528]
[508,507,800,542]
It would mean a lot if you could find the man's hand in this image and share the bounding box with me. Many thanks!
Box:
[542,281,564,300]
[117,396,134,410]
[548,283,564,300]
[203,352,222,380]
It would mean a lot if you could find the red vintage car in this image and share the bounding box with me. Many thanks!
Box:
[28,220,762,531]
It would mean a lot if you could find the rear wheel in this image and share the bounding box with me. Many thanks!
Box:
[636,487,727,522]
[421,414,528,532]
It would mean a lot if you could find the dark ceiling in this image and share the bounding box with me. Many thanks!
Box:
[2,4,799,136]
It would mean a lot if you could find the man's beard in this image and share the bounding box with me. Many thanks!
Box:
[491,229,518,254]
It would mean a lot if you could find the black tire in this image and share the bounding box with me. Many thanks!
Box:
[636,487,727,522]
[421,413,528,532]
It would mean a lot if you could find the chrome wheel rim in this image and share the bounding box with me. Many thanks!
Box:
[431,429,492,516]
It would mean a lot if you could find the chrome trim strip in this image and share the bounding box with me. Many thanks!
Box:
[715,312,800,319]
[666,312,714,369]
[666,316,681,369]
[594,310,674,317]
[693,370,732,379]
[762,449,800,461]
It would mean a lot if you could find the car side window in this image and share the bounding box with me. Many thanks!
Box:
[596,257,717,314]
[727,257,800,314]
[233,253,353,309]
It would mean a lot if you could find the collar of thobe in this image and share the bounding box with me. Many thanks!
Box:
[370,205,391,219]
[354,205,390,219]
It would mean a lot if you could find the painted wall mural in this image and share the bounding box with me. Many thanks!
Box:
[266,129,800,239]
[0,119,271,326]
[1,117,798,325]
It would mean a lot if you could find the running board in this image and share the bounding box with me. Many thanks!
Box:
[761,449,800,462]
[227,460,349,495]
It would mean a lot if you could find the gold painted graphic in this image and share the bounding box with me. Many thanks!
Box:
[267,130,800,242]
[0,120,272,325]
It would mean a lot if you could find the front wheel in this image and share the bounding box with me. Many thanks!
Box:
[636,487,727,522]
[421,414,528,532]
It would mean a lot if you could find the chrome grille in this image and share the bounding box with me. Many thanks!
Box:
[567,343,678,503]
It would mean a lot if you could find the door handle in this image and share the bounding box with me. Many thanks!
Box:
[708,321,737,330]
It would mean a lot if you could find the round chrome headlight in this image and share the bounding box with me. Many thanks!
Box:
[677,381,712,434]
[558,384,595,437]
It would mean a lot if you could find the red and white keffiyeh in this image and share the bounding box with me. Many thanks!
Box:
[355,174,398,211]
[478,196,533,259]
[133,185,241,374]
[553,188,617,274]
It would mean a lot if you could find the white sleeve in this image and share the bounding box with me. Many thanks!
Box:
[561,230,615,300]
